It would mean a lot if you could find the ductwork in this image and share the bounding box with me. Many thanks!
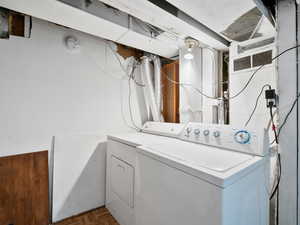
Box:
[140,56,161,122]
[153,56,162,120]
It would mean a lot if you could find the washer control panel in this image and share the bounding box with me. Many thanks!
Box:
[180,122,268,156]
[142,122,186,137]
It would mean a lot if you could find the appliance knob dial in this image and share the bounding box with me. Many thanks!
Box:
[213,131,220,138]
[203,130,210,136]
[186,127,192,135]
[194,129,200,135]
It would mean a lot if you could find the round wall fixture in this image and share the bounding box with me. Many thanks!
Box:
[65,36,80,52]
[184,37,199,60]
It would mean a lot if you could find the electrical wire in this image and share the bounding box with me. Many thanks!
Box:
[270,153,281,200]
[270,106,279,144]
[268,93,300,198]
[229,45,300,100]
[268,92,300,200]
[105,41,145,130]
[127,62,143,131]
[162,68,217,99]
[278,92,300,136]
[244,84,271,127]
[107,42,300,132]
[270,92,300,145]
[269,106,280,200]
[165,45,300,101]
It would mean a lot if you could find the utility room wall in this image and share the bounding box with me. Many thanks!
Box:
[0,17,143,222]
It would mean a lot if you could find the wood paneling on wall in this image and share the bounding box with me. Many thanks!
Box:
[0,151,49,225]
[162,61,180,123]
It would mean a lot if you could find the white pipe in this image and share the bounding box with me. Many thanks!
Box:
[141,56,160,122]
[153,56,162,120]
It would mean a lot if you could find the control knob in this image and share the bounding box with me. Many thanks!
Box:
[194,129,200,135]
[234,130,251,144]
[213,131,220,138]
[186,127,192,136]
[203,129,210,136]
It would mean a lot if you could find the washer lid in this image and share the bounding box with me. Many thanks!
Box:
[107,132,177,147]
[137,141,263,187]
[145,142,253,172]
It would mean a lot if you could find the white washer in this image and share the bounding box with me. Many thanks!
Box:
[106,122,270,225]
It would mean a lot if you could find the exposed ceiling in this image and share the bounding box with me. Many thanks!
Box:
[165,0,257,33]
[0,0,275,58]
[97,0,275,45]
[0,0,181,58]
[163,0,275,41]
[96,0,231,49]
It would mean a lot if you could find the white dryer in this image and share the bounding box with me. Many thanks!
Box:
[106,122,186,225]
[106,122,270,225]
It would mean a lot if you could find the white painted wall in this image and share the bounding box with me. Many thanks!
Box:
[53,135,107,222]
[0,18,143,222]
[229,39,276,131]
[277,1,299,224]
[179,47,219,124]
[179,47,203,123]
[202,48,220,123]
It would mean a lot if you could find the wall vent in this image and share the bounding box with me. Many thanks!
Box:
[233,49,273,72]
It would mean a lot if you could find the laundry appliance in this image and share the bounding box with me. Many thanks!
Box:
[106,122,270,225]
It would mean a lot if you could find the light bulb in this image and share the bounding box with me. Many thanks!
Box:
[184,52,194,60]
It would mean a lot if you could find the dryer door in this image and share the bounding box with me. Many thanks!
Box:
[111,156,134,208]
[106,140,136,225]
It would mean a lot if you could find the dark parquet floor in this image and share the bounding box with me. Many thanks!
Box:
[54,207,120,225]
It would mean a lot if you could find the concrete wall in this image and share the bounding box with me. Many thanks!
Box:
[0,18,143,222]
[277,1,299,225]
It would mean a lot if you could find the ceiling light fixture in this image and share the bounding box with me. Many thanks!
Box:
[184,37,199,60]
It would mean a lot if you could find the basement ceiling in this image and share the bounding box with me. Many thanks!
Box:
[163,0,275,41]
[0,0,275,58]
[97,0,274,45]
[166,0,257,33]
